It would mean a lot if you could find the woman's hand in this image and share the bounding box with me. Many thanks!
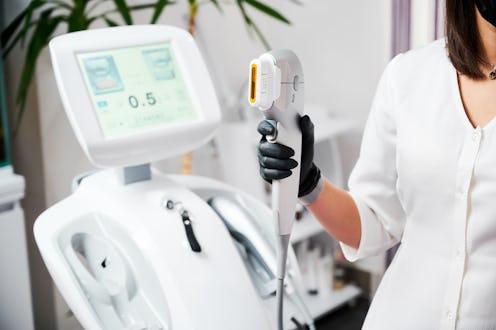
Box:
[257,115,322,198]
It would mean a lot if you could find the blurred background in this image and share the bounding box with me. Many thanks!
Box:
[0,1,444,329]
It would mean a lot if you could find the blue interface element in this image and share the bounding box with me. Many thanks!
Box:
[143,49,175,81]
[83,56,124,95]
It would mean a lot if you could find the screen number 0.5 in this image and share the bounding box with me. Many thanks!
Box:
[129,92,157,109]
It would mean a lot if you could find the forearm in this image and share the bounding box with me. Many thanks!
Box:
[306,177,361,249]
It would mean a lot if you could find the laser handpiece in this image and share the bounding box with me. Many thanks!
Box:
[248,49,304,330]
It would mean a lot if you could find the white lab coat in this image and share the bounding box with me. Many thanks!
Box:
[342,39,496,329]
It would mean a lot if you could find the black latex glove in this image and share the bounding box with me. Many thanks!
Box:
[257,115,321,198]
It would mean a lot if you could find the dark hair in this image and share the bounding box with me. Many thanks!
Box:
[446,0,486,79]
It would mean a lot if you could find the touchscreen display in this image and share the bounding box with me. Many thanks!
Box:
[77,43,197,138]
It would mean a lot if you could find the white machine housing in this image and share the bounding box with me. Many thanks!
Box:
[49,25,221,167]
[35,25,313,330]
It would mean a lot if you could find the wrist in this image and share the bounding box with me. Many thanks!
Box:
[299,176,324,206]
[298,164,321,197]
[298,165,323,205]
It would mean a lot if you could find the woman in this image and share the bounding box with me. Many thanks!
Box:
[257,1,496,329]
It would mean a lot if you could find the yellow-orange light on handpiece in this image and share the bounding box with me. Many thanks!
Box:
[249,63,257,104]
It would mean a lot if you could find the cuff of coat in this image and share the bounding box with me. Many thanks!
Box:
[299,176,324,206]
[339,191,381,262]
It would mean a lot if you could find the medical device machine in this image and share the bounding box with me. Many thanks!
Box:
[34,25,314,329]
[248,50,304,330]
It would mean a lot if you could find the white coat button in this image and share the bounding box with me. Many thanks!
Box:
[446,310,453,320]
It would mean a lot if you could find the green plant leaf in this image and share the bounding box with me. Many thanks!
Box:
[1,7,29,48]
[247,20,270,50]
[1,0,69,57]
[86,0,112,16]
[67,0,90,31]
[44,0,72,10]
[103,17,119,27]
[112,0,133,25]
[14,11,64,133]
[3,16,67,58]
[2,30,24,58]
[150,0,173,24]
[235,0,250,25]
[242,0,290,24]
[89,3,159,25]
[20,1,38,46]
[235,1,257,40]
[1,0,47,49]
[16,10,59,100]
[235,0,271,49]
[208,0,223,13]
[128,3,167,12]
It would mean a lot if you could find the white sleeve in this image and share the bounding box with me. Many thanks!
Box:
[340,54,407,262]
